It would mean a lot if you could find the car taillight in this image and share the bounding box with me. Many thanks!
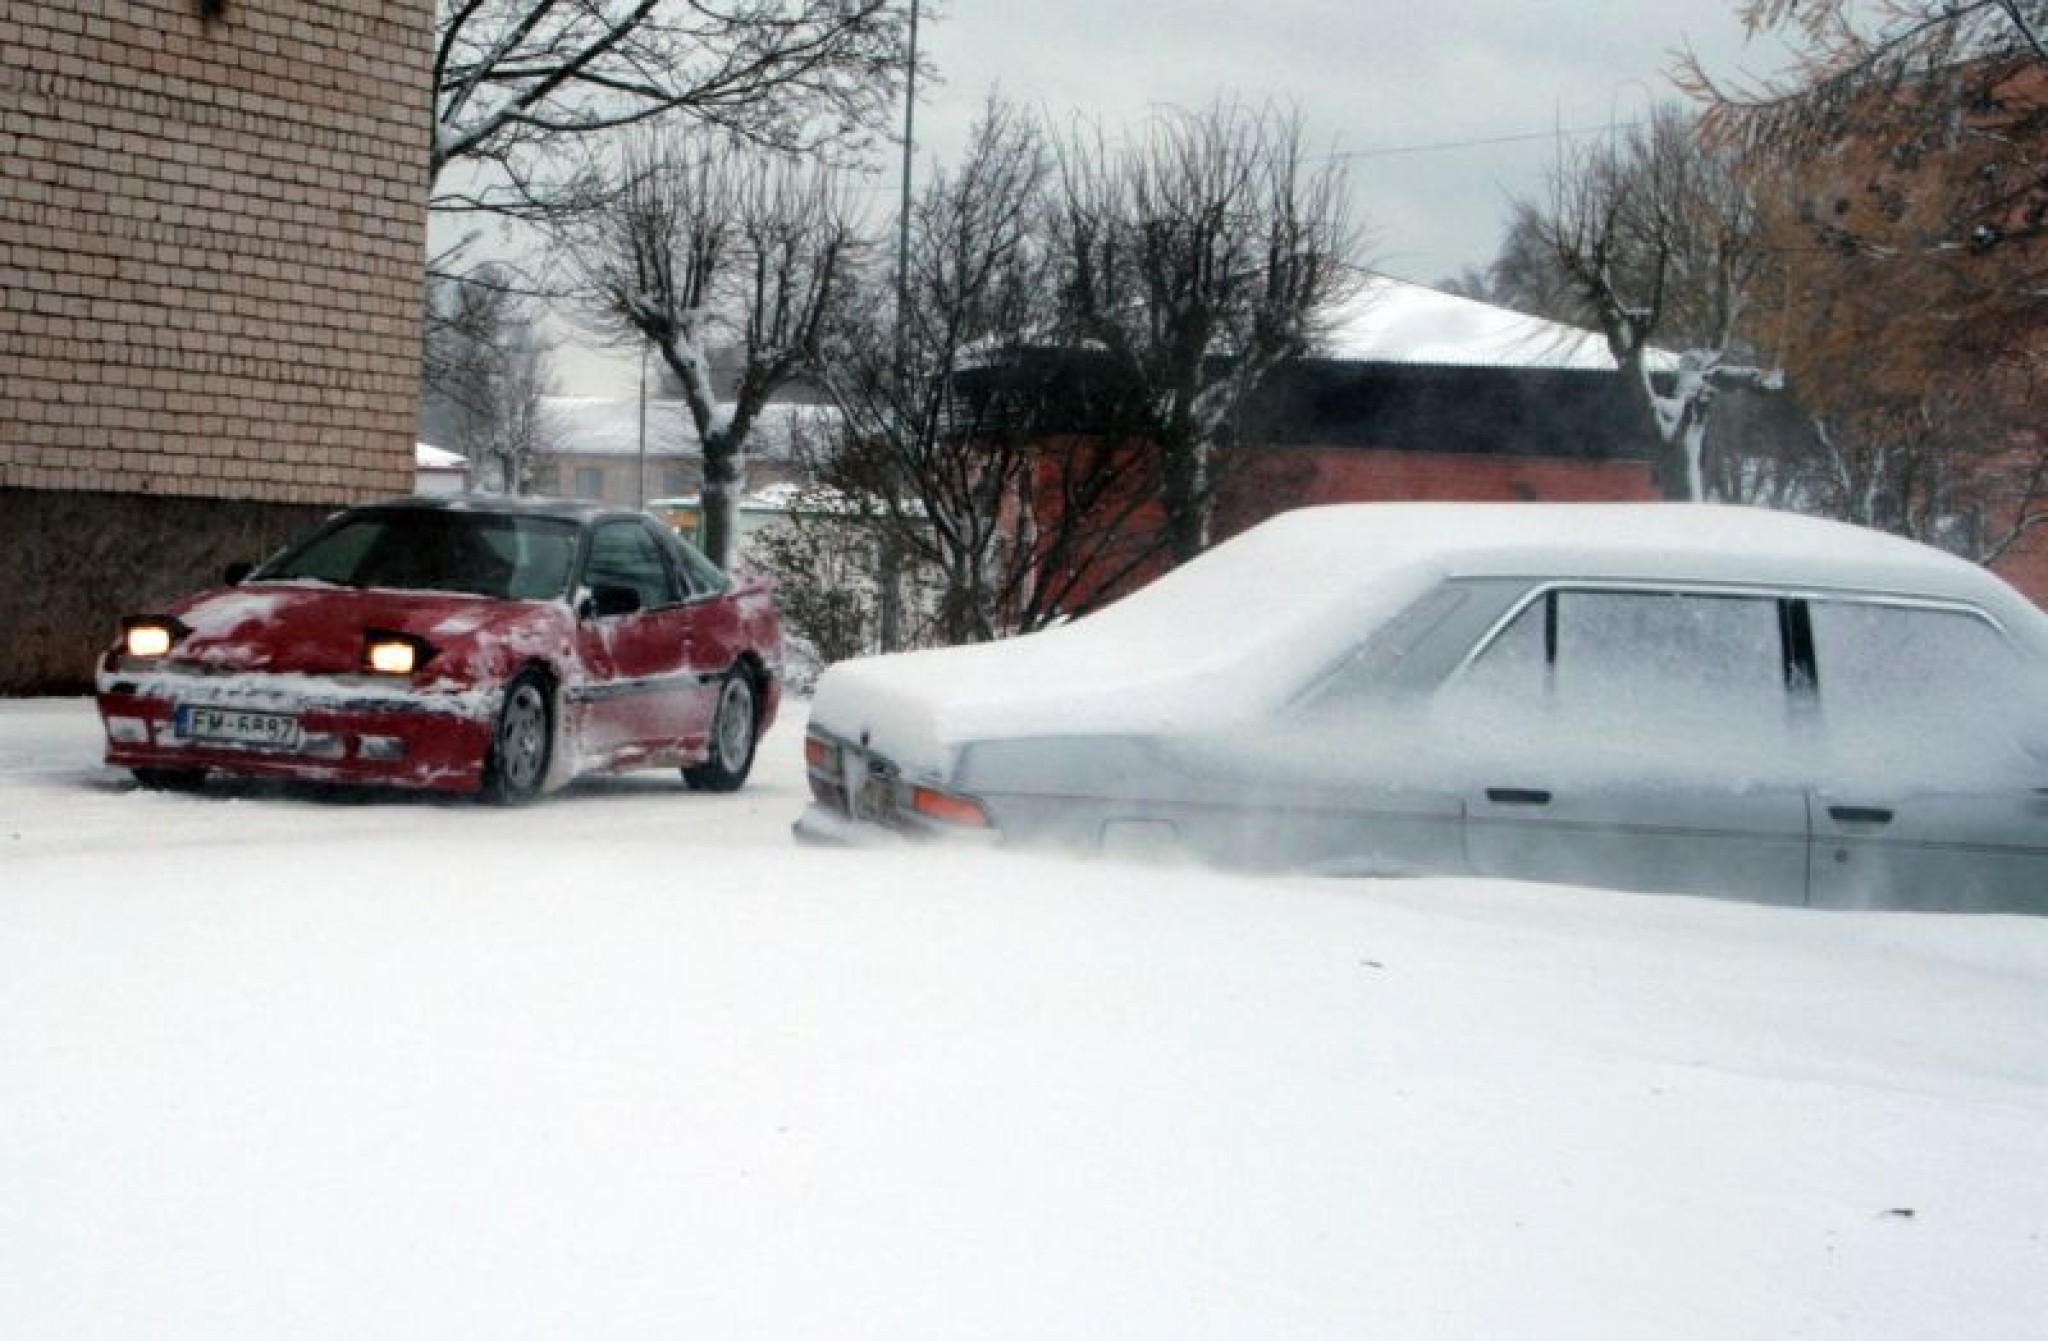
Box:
[804,734,836,770]
[910,785,991,828]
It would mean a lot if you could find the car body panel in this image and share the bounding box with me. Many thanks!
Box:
[570,600,708,766]
[1464,785,1813,906]
[1811,789,2048,914]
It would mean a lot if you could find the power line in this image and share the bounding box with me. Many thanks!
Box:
[834,117,1655,193]
[1322,119,1650,162]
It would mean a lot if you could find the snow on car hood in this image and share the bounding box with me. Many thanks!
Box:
[810,526,1444,777]
[162,582,566,679]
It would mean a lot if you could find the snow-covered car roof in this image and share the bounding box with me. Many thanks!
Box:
[1289,501,2016,599]
[810,503,2046,775]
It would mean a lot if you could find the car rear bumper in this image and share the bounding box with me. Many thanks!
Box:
[791,802,906,847]
[96,669,501,793]
[791,799,1004,849]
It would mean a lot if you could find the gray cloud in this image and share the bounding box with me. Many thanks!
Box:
[908,0,1792,284]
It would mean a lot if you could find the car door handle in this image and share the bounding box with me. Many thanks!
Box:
[1827,805,1894,826]
[1485,788,1553,807]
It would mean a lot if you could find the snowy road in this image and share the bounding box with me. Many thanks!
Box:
[4,697,2048,1338]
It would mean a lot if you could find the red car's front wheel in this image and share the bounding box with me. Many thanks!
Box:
[482,670,553,805]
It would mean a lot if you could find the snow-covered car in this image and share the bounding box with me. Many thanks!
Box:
[97,496,783,802]
[797,503,2048,912]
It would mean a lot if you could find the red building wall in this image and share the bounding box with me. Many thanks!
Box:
[1214,446,1658,540]
[1991,527,2048,605]
[1028,441,1659,617]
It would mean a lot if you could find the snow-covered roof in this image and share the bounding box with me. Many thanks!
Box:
[542,397,837,460]
[415,442,467,471]
[1322,276,1679,373]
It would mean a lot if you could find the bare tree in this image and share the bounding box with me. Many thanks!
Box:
[422,264,557,494]
[1514,104,1776,499]
[1740,133,2048,560]
[1464,209,1583,325]
[1050,99,1366,562]
[807,100,1159,646]
[1688,3,2046,331]
[430,0,910,217]
[561,130,860,566]
[1679,1,2044,159]
[1676,3,2048,553]
[1679,2,2045,358]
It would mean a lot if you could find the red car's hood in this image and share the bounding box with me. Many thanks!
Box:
[162,582,559,676]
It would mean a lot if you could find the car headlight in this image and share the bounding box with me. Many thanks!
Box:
[120,616,188,659]
[362,631,437,677]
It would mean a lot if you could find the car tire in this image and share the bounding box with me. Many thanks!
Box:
[684,669,758,793]
[133,767,206,793]
[481,669,553,805]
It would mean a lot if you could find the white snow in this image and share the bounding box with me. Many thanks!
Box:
[1324,276,1683,372]
[5,696,2048,1337]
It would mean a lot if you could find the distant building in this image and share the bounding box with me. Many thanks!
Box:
[531,397,830,507]
[1,2,434,693]
[1005,280,1677,611]
[1220,278,1670,529]
[415,443,471,495]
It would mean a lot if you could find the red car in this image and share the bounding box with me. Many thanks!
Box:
[96,497,784,802]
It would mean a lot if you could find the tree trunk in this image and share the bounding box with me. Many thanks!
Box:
[1160,435,1210,562]
[700,432,743,570]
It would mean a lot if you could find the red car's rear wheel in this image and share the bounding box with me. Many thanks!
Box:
[684,670,757,793]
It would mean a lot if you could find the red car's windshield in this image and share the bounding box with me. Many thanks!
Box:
[255,510,580,600]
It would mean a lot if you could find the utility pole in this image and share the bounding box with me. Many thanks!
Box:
[635,341,649,508]
[878,0,918,652]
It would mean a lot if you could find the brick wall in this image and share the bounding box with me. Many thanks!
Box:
[1990,526,2048,607]
[1,0,431,503]
[1215,446,1659,539]
[0,487,332,693]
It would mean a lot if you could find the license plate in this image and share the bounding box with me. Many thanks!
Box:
[175,705,302,751]
[854,772,894,822]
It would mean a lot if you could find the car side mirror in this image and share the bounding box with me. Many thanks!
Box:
[583,583,642,619]
[222,561,254,586]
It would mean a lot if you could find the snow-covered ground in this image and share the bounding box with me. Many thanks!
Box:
[4,696,2046,1338]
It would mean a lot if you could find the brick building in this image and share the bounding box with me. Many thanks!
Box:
[1010,282,1668,611]
[1,1,433,693]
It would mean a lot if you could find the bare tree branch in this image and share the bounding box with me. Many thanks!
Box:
[1050,98,1367,561]
[1514,105,1773,500]
[557,127,861,565]
[432,0,912,219]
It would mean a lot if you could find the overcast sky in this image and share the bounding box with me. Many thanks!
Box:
[909,0,1794,283]
[549,1,1794,393]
